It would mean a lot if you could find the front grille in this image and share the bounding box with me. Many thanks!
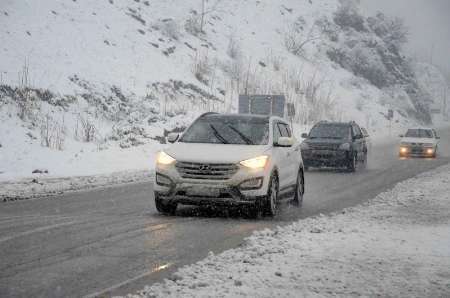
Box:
[175,162,238,180]
[309,143,339,150]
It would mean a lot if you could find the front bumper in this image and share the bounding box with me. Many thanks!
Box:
[399,146,435,157]
[154,163,270,207]
[301,149,349,167]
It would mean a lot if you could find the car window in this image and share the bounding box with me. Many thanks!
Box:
[352,124,362,138]
[432,129,438,138]
[309,124,350,139]
[361,128,369,137]
[405,129,433,138]
[273,122,282,143]
[180,116,269,145]
[278,123,290,137]
[284,123,292,137]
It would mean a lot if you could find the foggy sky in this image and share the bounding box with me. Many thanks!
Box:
[360,0,450,73]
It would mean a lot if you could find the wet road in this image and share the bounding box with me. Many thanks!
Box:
[1,128,449,297]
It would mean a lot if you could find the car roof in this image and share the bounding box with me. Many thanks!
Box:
[201,113,288,122]
[406,127,434,131]
[314,121,352,126]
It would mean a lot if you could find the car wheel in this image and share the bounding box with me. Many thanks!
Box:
[361,151,368,168]
[293,170,304,206]
[245,202,262,219]
[264,175,279,217]
[347,153,356,172]
[155,194,177,215]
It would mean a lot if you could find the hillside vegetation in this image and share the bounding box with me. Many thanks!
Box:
[0,0,445,178]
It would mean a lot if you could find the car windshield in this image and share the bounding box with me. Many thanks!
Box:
[179,116,269,145]
[309,124,350,139]
[405,129,433,138]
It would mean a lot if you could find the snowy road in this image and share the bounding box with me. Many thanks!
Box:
[1,129,449,297]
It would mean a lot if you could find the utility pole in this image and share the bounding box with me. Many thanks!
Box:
[444,85,449,121]
[430,42,435,65]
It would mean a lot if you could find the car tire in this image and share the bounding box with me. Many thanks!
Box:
[347,153,356,172]
[155,194,177,215]
[361,151,368,168]
[245,202,262,219]
[293,169,304,206]
[264,175,279,217]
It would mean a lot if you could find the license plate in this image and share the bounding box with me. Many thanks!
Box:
[186,187,220,197]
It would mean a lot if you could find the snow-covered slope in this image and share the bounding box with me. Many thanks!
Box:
[0,0,446,180]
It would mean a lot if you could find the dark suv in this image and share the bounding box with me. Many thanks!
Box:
[300,121,367,172]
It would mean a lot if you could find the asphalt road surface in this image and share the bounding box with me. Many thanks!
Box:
[1,128,449,297]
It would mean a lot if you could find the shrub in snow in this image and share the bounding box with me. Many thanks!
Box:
[315,17,339,42]
[191,53,211,85]
[284,17,320,57]
[185,13,202,36]
[75,113,96,143]
[367,12,408,50]
[333,0,367,32]
[40,114,66,150]
[154,19,181,41]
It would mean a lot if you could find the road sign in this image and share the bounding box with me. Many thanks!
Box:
[238,94,286,118]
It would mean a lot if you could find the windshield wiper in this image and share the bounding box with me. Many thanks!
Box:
[227,125,253,145]
[209,124,229,144]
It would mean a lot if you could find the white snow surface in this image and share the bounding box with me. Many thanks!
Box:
[123,164,450,298]
[1,0,447,185]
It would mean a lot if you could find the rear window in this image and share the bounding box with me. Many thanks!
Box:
[180,116,269,145]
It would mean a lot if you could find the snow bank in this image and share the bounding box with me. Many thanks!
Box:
[124,164,450,297]
[0,169,153,202]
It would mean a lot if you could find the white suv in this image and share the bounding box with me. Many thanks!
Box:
[154,113,305,217]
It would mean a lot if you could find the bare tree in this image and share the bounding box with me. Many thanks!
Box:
[17,60,32,120]
[284,22,321,57]
[40,114,66,150]
[199,0,222,33]
[76,113,96,142]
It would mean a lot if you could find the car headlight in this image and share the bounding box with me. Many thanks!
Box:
[300,142,310,150]
[240,155,268,169]
[339,143,350,150]
[156,151,176,165]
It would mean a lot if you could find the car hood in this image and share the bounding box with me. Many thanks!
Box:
[166,142,269,163]
[401,137,437,145]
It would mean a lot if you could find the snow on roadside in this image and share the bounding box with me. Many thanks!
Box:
[0,169,153,202]
[124,164,450,298]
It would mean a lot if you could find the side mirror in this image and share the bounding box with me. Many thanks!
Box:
[301,133,308,139]
[399,134,404,138]
[436,136,440,139]
[167,133,179,143]
[276,137,294,147]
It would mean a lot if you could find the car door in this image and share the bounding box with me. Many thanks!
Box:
[432,129,440,148]
[351,124,365,161]
[279,122,298,186]
[272,121,290,190]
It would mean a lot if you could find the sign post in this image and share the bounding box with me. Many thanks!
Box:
[387,109,394,137]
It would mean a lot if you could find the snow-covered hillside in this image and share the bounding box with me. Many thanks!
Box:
[0,0,447,180]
